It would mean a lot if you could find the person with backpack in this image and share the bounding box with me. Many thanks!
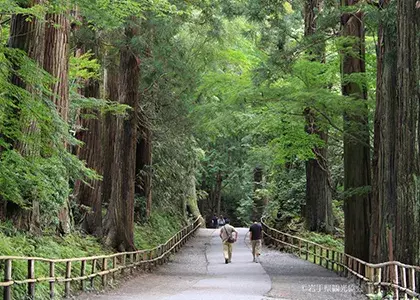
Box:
[219,219,238,264]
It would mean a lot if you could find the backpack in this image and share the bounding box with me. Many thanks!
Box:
[224,226,235,243]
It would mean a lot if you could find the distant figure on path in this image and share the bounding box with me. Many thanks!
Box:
[249,219,263,263]
[217,215,225,227]
[211,214,218,228]
[219,219,238,264]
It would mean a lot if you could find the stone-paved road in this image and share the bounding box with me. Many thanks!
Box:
[80,228,366,300]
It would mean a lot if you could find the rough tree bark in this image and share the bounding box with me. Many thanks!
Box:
[74,76,103,236]
[44,13,70,121]
[43,10,71,235]
[135,121,152,222]
[394,0,420,266]
[304,0,333,233]
[370,0,397,264]
[3,0,46,231]
[103,23,139,251]
[72,28,103,236]
[135,26,154,223]
[341,0,371,262]
[102,58,119,206]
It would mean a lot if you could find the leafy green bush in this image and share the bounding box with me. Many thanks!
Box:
[300,230,344,252]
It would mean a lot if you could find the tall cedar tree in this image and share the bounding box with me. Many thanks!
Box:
[341,0,371,262]
[44,12,70,121]
[3,0,45,230]
[394,0,420,266]
[43,10,71,234]
[102,58,119,208]
[73,29,103,237]
[135,120,152,222]
[303,0,333,233]
[371,0,397,264]
[103,23,139,251]
[135,32,153,222]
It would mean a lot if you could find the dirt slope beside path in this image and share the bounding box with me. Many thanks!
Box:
[259,247,367,300]
[80,228,271,300]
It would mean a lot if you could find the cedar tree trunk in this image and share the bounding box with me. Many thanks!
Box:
[394,0,420,266]
[370,0,397,264]
[4,0,45,231]
[43,11,71,234]
[74,77,103,236]
[341,0,371,262]
[72,28,103,236]
[102,59,119,206]
[304,0,333,233]
[135,121,152,222]
[103,24,139,251]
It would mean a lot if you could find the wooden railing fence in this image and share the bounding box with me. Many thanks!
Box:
[262,219,420,299]
[0,217,202,300]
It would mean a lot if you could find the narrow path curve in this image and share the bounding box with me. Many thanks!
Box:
[80,228,366,300]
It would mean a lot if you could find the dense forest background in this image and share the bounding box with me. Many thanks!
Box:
[0,0,419,286]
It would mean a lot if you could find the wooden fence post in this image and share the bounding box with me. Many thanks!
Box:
[3,259,12,300]
[142,252,147,271]
[121,255,126,275]
[112,257,117,282]
[160,245,164,265]
[91,259,97,288]
[298,239,302,258]
[365,266,374,294]
[28,259,35,299]
[343,255,348,276]
[149,250,153,270]
[409,268,415,297]
[376,268,382,294]
[326,249,329,269]
[80,260,86,291]
[130,254,134,274]
[394,264,399,299]
[65,261,72,298]
[49,261,55,300]
[102,258,108,287]
[401,266,407,300]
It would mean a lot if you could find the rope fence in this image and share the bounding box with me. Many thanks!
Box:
[261,219,420,299]
[0,216,202,300]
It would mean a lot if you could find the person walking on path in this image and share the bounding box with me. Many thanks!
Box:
[217,215,225,227]
[211,214,218,228]
[249,219,263,263]
[219,219,238,264]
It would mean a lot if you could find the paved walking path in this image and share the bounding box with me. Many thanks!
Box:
[81,228,365,300]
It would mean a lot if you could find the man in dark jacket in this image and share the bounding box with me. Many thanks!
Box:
[249,219,263,263]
